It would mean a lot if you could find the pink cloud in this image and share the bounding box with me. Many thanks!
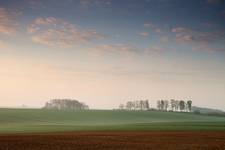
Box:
[28,17,106,47]
[139,32,150,37]
[93,44,139,54]
[145,46,165,54]
[207,0,223,4]
[172,27,195,43]
[0,7,20,35]
[143,23,154,28]
[172,26,225,44]
[171,27,192,33]
[143,22,165,35]
[175,33,194,43]
[172,26,225,52]
[192,43,225,52]
[89,44,164,56]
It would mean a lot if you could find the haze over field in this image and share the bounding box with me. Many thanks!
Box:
[0,0,225,110]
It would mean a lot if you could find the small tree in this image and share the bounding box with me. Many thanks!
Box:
[119,104,124,110]
[157,100,161,110]
[160,100,165,111]
[126,101,132,110]
[170,99,176,111]
[175,100,180,111]
[187,100,192,112]
[145,100,150,110]
[164,100,169,111]
[140,100,144,110]
[179,100,185,112]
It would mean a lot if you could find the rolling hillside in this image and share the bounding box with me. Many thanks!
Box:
[0,108,225,133]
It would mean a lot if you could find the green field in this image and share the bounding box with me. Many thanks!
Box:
[0,108,225,133]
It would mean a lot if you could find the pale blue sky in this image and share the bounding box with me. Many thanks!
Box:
[0,0,225,110]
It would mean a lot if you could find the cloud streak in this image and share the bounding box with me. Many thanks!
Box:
[0,7,20,35]
[28,17,106,47]
[172,27,225,43]
[92,44,140,55]
[89,44,164,57]
[172,26,225,52]
[138,32,150,37]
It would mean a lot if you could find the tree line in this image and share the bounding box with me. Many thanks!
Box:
[157,99,192,112]
[119,99,192,112]
[44,99,89,110]
[119,100,150,110]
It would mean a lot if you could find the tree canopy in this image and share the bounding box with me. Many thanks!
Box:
[44,99,89,110]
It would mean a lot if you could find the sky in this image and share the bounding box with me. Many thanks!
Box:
[0,0,225,110]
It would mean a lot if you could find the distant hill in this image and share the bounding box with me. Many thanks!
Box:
[192,106,225,117]
[0,109,225,133]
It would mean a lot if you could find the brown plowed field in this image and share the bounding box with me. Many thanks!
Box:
[0,131,225,150]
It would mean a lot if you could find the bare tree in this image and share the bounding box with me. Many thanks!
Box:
[160,100,165,110]
[164,100,169,111]
[145,100,150,110]
[179,100,185,112]
[170,99,176,111]
[140,100,144,110]
[187,100,192,112]
[134,101,139,110]
[126,101,133,110]
[175,100,180,111]
[119,104,124,110]
[157,100,161,110]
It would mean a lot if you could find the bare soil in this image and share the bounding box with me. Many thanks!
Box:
[0,131,225,150]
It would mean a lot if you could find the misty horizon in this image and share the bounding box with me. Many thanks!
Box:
[1,97,224,112]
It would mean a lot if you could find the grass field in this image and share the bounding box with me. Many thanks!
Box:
[0,108,225,133]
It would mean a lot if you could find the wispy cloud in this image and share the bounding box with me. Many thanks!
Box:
[143,23,154,28]
[192,43,225,52]
[172,26,225,43]
[138,32,150,37]
[92,44,140,55]
[0,7,20,35]
[28,17,106,47]
[207,0,224,4]
[143,22,165,34]
[143,22,167,41]
[89,44,164,56]
[172,26,225,52]
[145,46,165,54]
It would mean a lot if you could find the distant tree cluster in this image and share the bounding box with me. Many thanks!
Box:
[119,100,150,111]
[44,99,89,110]
[157,99,192,112]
